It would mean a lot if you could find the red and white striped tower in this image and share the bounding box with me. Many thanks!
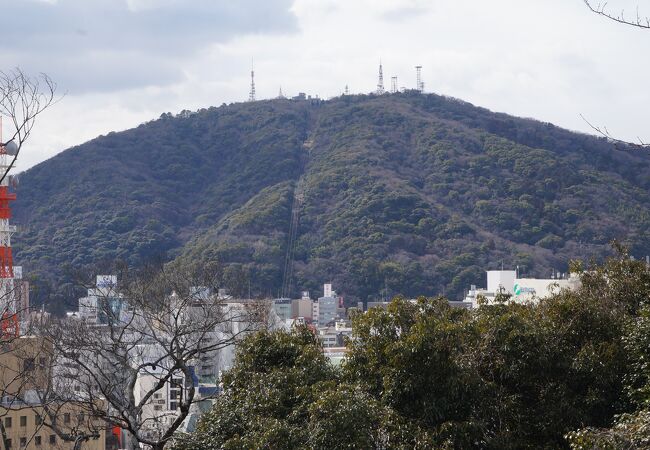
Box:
[0,117,18,337]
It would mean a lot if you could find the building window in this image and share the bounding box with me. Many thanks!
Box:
[4,416,11,428]
[49,435,56,445]
[63,413,70,424]
[35,436,41,446]
[6,438,11,448]
[19,437,26,448]
[77,412,85,423]
[20,415,27,427]
[35,415,42,425]
[153,405,162,411]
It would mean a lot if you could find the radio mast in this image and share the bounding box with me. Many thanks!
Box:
[376,60,385,94]
[249,59,256,102]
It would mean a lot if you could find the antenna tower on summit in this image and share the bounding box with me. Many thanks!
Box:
[249,59,256,102]
[391,76,398,94]
[376,60,385,95]
[415,65,424,92]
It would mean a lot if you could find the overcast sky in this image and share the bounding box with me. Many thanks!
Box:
[2,0,649,170]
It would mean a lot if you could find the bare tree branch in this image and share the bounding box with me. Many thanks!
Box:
[580,114,649,149]
[37,261,270,450]
[581,3,650,150]
[0,69,60,184]
[583,0,650,29]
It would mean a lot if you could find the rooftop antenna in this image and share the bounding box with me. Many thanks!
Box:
[249,58,256,102]
[391,76,397,94]
[344,85,349,95]
[376,59,385,95]
[415,65,423,92]
[278,86,285,99]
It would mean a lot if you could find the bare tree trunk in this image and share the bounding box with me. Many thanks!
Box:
[123,431,140,450]
[0,421,9,450]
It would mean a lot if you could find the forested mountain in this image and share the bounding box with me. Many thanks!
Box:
[12,92,650,310]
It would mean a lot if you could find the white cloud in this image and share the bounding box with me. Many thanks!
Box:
[0,0,297,92]
[4,0,650,170]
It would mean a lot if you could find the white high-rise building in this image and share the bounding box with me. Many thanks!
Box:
[317,284,338,327]
[78,275,130,325]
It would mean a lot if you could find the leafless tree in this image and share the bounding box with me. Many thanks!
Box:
[37,261,270,450]
[0,68,58,183]
[0,68,58,448]
[0,281,104,450]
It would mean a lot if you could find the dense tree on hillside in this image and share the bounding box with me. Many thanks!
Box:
[13,95,650,308]
[176,249,650,448]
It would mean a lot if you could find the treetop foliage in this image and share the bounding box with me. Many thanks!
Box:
[175,250,650,449]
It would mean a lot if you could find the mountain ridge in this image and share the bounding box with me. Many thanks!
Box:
[12,92,650,310]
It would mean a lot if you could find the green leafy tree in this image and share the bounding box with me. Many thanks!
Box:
[173,324,437,449]
[173,327,332,449]
[472,291,629,448]
[565,248,650,448]
[307,383,382,449]
[566,284,650,448]
[177,248,650,449]
[344,297,483,448]
[173,327,390,449]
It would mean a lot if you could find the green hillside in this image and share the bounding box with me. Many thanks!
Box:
[12,92,650,309]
